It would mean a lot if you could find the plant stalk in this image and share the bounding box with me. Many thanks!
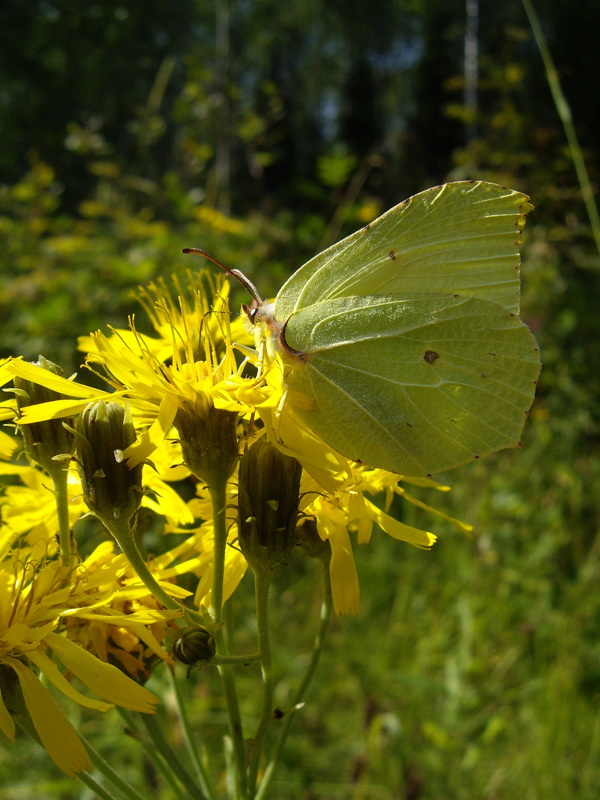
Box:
[208,479,248,800]
[255,562,333,800]
[247,567,274,797]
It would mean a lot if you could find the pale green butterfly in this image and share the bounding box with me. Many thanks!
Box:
[185,181,541,477]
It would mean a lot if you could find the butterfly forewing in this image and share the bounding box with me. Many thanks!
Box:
[274,181,532,320]
[282,294,540,477]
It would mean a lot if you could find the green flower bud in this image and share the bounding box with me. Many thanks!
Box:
[174,396,239,486]
[172,625,216,667]
[13,356,76,472]
[74,400,143,525]
[237,441,302,572]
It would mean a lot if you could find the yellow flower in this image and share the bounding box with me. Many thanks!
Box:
[61,541,184,679]
[7,272,252,472]
[0,438,201,553]
[177,477,249,608]
[0,550,161,776]
[299,463,471,616]
[0,462,86,552]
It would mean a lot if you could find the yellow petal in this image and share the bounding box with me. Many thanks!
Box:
[400,489,474,537]
[122,621,171,660]
[7,656,91,777]
[7,360,108,399]
[143,472,195,525]
[17,398,103,423]
[319,521,360,617]
[0,430,18,460]
[0,686,16,741]
[124,394,179,467]
[365,499,436,549]
[67,609,181,624]
[27,649,114,712]
[0,358,16,387]
[45,632,158,712]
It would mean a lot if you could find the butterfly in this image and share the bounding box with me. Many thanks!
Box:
[185,181,541,477]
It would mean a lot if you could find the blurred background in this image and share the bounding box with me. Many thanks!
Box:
[1,1,600,798]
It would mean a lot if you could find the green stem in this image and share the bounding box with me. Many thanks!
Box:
[107,516,182,612]
[212,653,261,666]
[208,483,228,624]
[49,465,72,569]
[117,708,187,800]
[80,733,148,800]
[247,567,274,798]
[141,713,206,799]
[76,771,122,800]
[248,570,274,798]
[168,667,216,800]
[522,0,600,255]
[208,479,248,800]
[255,562,333,800]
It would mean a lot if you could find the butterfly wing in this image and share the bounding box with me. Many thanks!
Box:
[282,294,540,476]
[274,181,532,319]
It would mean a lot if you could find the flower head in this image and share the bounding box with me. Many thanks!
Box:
[0,547,161,775]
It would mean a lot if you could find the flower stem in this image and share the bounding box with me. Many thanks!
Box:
[80,732,148,800]
[208,483,228,624]
[76,770,122,800]
[106,517,182,612]
[247,566,274,798]
[141,712,206,799]
[208,479,247,800]
[212,653,261,666]
[255,562,333,800]
[117,708,187,800]
[168,667,216,800]
[49,465,72,569]
[522,0,600,256]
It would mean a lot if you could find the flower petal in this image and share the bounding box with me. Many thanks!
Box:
[124,394,179,467]
[7,360,109,399]
[0,686,16,741]
[7,656,91,777]
[27,649,114,712]
[319,521,360,617]
[45,632,159,712]
[365,499,437,549]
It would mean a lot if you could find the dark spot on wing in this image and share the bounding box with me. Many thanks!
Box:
[424,350,439,364]
[389,250,396,260]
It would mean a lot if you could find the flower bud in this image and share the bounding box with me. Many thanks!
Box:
[13,356,76,472]
[237,441,302,572]
[174,396,239,486]
[172,625,216,666]
[74,400,143,524]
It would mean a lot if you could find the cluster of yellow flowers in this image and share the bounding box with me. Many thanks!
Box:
[0,271,470,776]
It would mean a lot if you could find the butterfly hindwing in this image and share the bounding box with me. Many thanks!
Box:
[282,294,540,476]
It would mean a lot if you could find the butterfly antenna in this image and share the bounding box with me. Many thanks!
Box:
[182,248,262,305]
